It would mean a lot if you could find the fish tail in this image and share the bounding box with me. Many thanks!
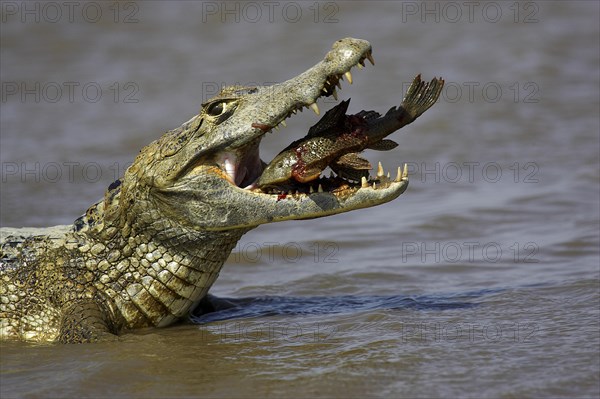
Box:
[400,74,445,120]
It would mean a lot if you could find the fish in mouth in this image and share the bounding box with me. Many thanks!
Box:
[255,74,445,194]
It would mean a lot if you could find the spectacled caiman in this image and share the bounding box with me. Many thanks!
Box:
[0,38,444,343]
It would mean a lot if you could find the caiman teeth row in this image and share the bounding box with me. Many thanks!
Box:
[270,50,375,134]
[360,162,409,189]
[312,50,375,115]
[262,161,406,197]
[370,161,410,183]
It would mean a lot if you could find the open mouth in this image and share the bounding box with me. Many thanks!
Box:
[213,49,408,199]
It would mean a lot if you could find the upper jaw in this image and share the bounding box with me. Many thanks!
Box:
[246,38,374,137]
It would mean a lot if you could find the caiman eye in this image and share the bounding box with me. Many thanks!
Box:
[207,101,225,116]
[202,99,237,122]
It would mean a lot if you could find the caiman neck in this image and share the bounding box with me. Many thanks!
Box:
[70,182,252,329]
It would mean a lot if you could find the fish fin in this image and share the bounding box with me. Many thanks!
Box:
[293,165,323,183]
[355,110,381,121]
[331,163,371,181]
[331,153,371,181]
[398,74,445,122]
[367,139,399,151]
[307,99,350,138]
[385,106,398,116]
[333,153,372,170]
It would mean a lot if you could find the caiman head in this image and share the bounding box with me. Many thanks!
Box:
[115,38,408,232]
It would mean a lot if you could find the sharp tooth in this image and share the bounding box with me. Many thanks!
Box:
[387,172,390,179]
[344,71,353,84]
[396,166,402,182]
[366,52,375,65]
[318,184,323,193]
[332,89,338,100]
[309,186,314,194]
[280,120,287,127]
[377,161,384,177]
[372,182,377,189]
[292,109,298,114]
[322,87,328,94]
[274,125,280,131]
[224,157,236,183]
[402,163,409,180]
[310,102,320,115]
[336,80,342,89]
[361,176,368,188]
[357,63,363,70]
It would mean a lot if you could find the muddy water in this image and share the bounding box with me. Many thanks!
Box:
[1,2,599,398]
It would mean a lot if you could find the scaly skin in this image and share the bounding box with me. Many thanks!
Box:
[0,38,430,343]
